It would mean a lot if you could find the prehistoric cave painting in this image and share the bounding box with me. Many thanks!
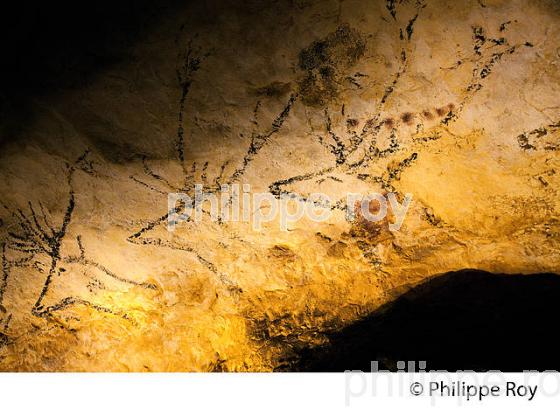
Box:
[385,0,423,21]
[267,6,536,269]
[441,23,534,124]
[269,1,429,201]
[129,40,297,292]
[176,43,202,167]
[0,152,155,335]
[129,2,475,285]
[517,120,560,151]
[298,24,366,106]
[130,2,542,284]
[122,2,539,299]
[0,0,555,372]
[271,14,535,196]
[0,243,17,348]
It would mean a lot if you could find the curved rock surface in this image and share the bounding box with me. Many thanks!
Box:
[0,0,559,371]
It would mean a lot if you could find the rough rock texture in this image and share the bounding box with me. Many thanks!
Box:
[0,0,559,371]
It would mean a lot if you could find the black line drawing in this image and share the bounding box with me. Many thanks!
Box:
[128,39,297,292]
[2,152,155,331]
[270,14,534,205]
[517,121,560,151]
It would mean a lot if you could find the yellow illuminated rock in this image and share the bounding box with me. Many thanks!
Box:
[0,0,559,371]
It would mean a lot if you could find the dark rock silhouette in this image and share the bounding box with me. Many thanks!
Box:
[285,270,560,372]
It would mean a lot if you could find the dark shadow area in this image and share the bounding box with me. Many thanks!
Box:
[286,270,560,372]
[0,0,188,147]
[0,0,187,97]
